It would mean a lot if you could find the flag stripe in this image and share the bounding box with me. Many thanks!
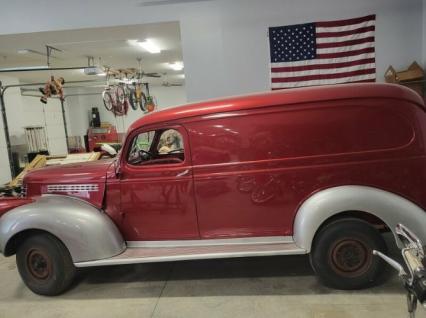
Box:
[317,47,375,59]
[271,58,375,72]
[317,42,374,54]
[271,78,375,90]
[315,14,375,28]
[316,36,374,49]
[271,73,376,88]
[316,25,375,38]
[271,68,375,83]
[271,63,375,78]
[271,52,375,67]
[316,19,375,33]
[316,31,375,43]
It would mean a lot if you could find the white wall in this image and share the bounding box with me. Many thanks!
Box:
[0,0,423,101]
[103,85,187,134]
[6,91,67,157]
[65,85,187,138]
[423,0,426,68]
[20,96,68,156]
[0,0,424,182]
[0,76,68,184]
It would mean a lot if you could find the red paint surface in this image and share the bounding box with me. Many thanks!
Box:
[0,198,34,218]
[20,83,426,241]
[118,126,199,240]
[87,126,120,152]
[24,159,114,208]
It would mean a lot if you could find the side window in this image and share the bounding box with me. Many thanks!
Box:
[157,129,184,154]
[128,128,185,165]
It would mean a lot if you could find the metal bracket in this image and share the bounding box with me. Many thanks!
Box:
[0,81,15,178]
[45,45,62,67]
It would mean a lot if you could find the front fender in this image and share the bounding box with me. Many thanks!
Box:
[293,186,426,252]
[0,195,125,262]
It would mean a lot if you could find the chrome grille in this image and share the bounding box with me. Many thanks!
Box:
[46,184,99,193]
[21,184,27,197]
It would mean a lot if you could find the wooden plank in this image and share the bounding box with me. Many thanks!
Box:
[7,155,47,188]
[45,152,101,165]
[6,152,101,188]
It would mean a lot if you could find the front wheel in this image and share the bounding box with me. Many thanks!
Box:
[16,233,76,296]
[310,218,386,290]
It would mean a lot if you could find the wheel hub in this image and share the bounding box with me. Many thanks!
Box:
[329,238,372,277]
[26,249,52,280]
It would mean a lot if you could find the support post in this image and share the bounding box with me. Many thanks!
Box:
[0,81,15,178]
[60,99,70,153]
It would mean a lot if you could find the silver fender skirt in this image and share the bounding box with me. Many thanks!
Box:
[293,185,426,252]
[0,195,125,262]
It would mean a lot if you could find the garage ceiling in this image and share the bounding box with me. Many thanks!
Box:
[0,21,184,86]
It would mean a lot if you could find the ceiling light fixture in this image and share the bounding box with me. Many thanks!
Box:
[138,39,161,54]
[168,62,184,71]
[168,61,184,71]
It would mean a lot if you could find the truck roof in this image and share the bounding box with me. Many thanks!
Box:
[129,83,424,131]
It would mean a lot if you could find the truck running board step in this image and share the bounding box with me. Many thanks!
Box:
[74,241,306,267]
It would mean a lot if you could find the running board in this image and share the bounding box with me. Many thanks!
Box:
[74,241,306,267]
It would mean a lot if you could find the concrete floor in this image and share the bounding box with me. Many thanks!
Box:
[1,242,425,318]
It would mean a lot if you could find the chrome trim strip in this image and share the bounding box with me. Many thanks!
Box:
[46,184,99,192]
[126,236,294,248]
[75,244,306,268]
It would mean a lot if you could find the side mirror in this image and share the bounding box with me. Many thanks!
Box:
[139,150,151,161]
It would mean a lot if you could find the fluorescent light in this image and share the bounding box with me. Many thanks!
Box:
[0,65,49,71]
[127,39,139,46]
[17,49,29,54]
[138,39,161,54]
[97,72,106,76]
[168,61,184,71]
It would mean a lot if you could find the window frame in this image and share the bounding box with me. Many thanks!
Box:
[122,124,190,168]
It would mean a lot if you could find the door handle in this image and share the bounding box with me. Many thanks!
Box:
[176,169,190,177]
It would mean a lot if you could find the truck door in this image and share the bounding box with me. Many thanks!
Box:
[119,125,199,241]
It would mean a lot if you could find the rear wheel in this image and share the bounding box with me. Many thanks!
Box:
[102,91,114,111]
[129,88,138,110]
[310,218,386,290]
[138,91,147,112]
[16,233,76,296]
[115,85,125,104]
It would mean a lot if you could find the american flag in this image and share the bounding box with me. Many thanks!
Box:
[269,15,376,89]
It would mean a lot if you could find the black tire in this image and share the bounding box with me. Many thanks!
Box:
[310,218,386,290]
[139,91,147,112]
[102,91,114,111]
[16,233,76,296]
[129,89,138,110]
[115,85,125,104]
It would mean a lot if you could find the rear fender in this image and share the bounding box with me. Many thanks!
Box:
[293,186,426,252]
[0,195,125,262]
